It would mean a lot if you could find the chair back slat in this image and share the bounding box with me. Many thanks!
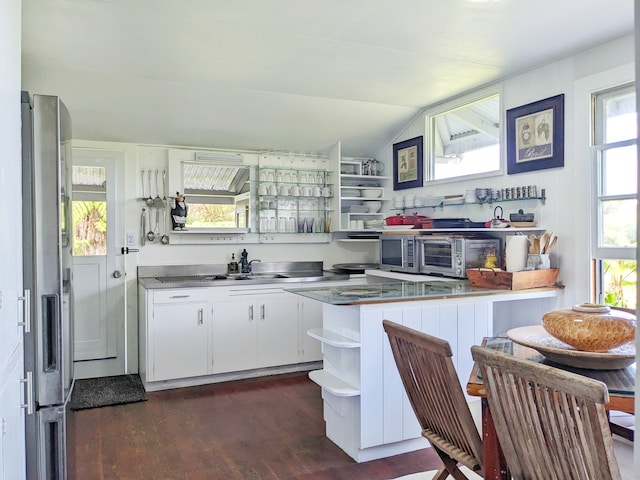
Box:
[384,320,484,477]
[472,345,622,480]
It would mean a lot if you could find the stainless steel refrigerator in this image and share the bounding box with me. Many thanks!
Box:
[21,92,74,480]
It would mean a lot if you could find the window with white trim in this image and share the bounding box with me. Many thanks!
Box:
[591,83,637,308]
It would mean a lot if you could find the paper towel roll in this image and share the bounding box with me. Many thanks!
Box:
[506,235,529,272]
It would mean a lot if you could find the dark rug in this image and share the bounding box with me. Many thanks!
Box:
[69,374,147,410]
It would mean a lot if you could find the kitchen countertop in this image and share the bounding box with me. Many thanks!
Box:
[286,280,562,306]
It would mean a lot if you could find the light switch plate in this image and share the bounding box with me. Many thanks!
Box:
[127,231,137,246]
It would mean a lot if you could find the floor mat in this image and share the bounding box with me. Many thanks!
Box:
[69,374,147,410]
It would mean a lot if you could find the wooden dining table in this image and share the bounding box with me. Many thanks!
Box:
[466,337,636,480]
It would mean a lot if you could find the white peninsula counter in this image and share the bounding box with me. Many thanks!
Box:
[287,277,563,462]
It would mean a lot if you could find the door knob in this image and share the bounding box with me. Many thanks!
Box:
[113,270,122,278]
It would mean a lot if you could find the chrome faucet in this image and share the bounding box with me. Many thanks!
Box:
[243,258,262,274]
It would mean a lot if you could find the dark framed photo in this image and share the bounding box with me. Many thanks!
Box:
[506,94,564,174]
[393,136,423,190]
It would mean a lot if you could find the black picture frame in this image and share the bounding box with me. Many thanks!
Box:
[393,136,423,190]
[506,94,564,174]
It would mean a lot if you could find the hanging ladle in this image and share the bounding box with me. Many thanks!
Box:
[146,206,156,241]
[145,170,154,207]
[161,206,170,245]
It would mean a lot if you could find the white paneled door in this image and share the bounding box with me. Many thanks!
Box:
[71,150,124,372]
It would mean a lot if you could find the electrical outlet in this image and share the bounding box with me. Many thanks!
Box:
[127,231,137,246]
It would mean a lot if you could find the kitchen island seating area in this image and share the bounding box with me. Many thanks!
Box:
[383,320,484,480]
[471,345,622,480]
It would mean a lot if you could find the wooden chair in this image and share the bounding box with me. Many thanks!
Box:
[471,345,622,480]
[383,320,484,480]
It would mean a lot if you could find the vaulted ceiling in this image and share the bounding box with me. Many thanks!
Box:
[21,0,634,157]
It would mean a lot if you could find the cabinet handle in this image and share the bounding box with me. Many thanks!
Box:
[260,304,265,320]
[20,371,34,415]
[18,289,31,333]
[249,305,254,321]
[197,308,203,325]
[170,295,190,299]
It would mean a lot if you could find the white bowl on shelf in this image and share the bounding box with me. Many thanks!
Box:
[366,201,382,213]
[362,189,382,198]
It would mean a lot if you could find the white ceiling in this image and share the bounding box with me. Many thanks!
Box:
[21,0,634,157]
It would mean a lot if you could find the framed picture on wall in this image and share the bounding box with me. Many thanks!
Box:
[506,94,565,174]
[393,136,423,190]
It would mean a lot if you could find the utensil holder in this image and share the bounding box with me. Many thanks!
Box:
[527,253,550,270]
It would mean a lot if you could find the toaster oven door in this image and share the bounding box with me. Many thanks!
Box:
[418,238,458,276]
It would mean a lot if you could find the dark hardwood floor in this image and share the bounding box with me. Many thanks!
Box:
[67,372,440,480]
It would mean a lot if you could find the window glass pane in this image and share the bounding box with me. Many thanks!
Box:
[72,200,106,256]
[434,144,500,180]
[603,91,636,143]
[186,203,236,228]
[600,198,637,247]
[428,92,500,182]
[601,145,637,196]
[602,259,637,309]
[72,165,106,188]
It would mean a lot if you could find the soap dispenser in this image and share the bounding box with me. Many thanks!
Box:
[228,253,239,274]
[240,249,249,273]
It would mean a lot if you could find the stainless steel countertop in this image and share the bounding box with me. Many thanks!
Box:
[138,261,350,289]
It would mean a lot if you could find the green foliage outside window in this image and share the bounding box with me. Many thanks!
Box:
[72,201,106,256]
[186,204,236,228]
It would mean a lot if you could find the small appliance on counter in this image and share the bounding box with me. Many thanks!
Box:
[416,236,501,278]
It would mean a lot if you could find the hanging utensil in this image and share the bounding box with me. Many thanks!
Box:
[153,169,163,209]
[140,208,147,246]
[162,169,167,203]
[161,206,170,245]
[145,170,154,207]
[140,170,146,200]
[146,206,156,241]
[154,208,160,237]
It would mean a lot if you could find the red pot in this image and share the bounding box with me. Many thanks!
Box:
[385,214,405,225]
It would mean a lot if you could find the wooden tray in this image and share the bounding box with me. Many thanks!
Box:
[466,268,559,290]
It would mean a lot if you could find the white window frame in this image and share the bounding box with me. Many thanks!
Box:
[590,82,637,304]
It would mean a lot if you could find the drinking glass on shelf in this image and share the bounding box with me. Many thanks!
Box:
[305,217,314,233]
[278,217,287,232]
[269,217,277,232]
[288,217,297,233]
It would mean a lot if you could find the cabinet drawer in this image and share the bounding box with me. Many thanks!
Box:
[153,289,209,304]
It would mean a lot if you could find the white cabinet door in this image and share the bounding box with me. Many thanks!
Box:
[256,294,300,368]
[211,300,257,374]
[152,301,211,381]
[0,346,26,480]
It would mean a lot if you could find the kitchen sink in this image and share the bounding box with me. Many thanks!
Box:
[233,273,290,280]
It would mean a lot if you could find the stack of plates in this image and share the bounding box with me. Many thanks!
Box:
[349,205,369,213]
[364,219,384,229]
[342,189,361,197]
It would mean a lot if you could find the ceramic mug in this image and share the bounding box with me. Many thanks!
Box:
[279,184,289,196]
[290,185,300,196]
[258,184,268,196]
[269,184,278,195]
[322,186,331,197]
[312,186,321,197]
[301,186,311,196]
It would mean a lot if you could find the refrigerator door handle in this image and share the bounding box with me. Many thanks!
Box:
[20,371,34,415]
[42,294,62,371]
[18,288,32,333]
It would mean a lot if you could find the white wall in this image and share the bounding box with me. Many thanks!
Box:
[374,34,636,307]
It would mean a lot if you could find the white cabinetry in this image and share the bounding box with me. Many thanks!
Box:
[300,279,367,362]
[339,157,389,231]
[147,289,212,382]
[211,285,300,374]
[309,298,491,462]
